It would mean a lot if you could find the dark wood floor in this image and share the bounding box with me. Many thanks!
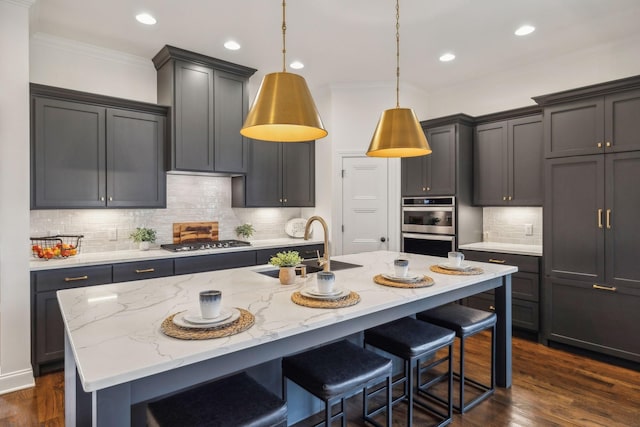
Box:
[2,333,639,426]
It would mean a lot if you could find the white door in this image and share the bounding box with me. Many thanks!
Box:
[341,156,389,254]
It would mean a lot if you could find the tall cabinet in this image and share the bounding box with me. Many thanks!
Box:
[534,76,640,363]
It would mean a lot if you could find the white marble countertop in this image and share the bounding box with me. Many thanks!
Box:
[57,250,517,393]
[458,242,543,257]
[30,238,324,271]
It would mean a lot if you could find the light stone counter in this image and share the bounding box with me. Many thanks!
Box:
[458,241,543,257]
[60,250,516,426]
[30,237,324,271]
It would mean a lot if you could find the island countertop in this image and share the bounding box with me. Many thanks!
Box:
[59,250,516,395]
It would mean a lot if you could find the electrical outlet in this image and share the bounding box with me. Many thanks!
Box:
[524,224,533,236]
[108,228,118,241]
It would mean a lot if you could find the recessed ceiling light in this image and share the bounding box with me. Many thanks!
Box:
[439,53,456,62]
[135,13,156,25]
[289,61,304,70]
[515,25,535,36]
[224,40,241,50]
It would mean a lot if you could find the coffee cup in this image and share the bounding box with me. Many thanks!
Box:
[394,258,409,277]
[447,251,465,267]
[316,271,336,294]
[199,290,222,319]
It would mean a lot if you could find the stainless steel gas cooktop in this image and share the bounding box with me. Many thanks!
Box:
[160,240,251,252]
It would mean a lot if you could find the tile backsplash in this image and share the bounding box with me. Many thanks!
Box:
[482,207,542,245]
[30,174,303,253]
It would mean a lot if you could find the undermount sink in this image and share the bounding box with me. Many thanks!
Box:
[257,259,362,278]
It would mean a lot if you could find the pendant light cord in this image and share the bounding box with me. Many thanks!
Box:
[282,0,287,72]
[395,0,400,108]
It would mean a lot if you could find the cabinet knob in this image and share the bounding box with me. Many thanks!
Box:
[597,142,603,148]
[605,141,611,148]
[380,237,386,242]
[503,196,507,201]
[283,198,287,203]
[279,198,283,203]
[100,196,105,201]
[109,196,113,201]
[422,187,426,191]
[489,305,496,311]
[426,187,430,191]
[508,196,512,201]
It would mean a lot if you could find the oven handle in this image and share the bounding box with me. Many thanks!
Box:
[402,233,454,241]
[402,206,453,212]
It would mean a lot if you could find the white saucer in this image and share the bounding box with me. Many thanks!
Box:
[382,272,422,283]
[300,287,347,300]
[304,286,343,297]
[183,308,233,324]
[173,308,240,329]
[438,263,474,272]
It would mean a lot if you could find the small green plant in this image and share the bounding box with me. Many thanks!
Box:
[129,227,157,243]
[235,223,255,239]
[269,251,304,267]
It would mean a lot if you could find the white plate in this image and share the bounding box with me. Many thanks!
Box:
[173,308,240,329]
[382,272,422,283]
[300,287,347,300]
[438,263,474,272]
[304,286,344,297]
[285,218,309,238]
[183,308,234,324]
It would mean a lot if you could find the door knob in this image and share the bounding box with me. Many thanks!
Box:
[380,237,386,242]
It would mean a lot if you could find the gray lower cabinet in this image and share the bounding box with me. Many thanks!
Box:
[473,113,543,206]
[461,250,541,335]
[174,251,257,275]
[112,259,174,282]
[31,84,167,209]
[232,140,315,207]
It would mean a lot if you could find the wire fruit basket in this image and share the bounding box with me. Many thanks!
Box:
[30,235,83,260]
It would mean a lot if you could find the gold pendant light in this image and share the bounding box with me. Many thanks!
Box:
[367,0,431,158]
[240,0,327,142]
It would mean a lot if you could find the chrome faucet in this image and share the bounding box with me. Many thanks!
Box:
[304,216,330,271]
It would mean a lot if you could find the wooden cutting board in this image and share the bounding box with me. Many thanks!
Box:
[172,222,219,244]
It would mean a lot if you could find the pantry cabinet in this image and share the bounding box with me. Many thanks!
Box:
[31,84,167,209]
[473,110,543,206]
[153,45,257,174]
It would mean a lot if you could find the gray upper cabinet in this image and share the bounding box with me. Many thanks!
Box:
[31,84,167,209]
[232,140,315,207]
[474,111,543,206]
[153,45,256,174]
[534,77,640,158]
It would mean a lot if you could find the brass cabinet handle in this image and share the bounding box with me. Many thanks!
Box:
[606,209,611,229]
[597,142,603,148]
[135,268,155,274]
[508,196,512,201]
[489,258,506,264]
[605,141,611,147]
[502,196,507,201]
[597,208,603,228]
[489,305,496,311]
[64,275,88,282]
[593,283,616,292]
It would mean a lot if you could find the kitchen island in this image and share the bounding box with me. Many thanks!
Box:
[58,250,516,426]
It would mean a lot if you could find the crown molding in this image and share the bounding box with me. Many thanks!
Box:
[3,0,36,8]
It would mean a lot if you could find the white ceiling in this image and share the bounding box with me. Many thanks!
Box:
[29,0,640,93]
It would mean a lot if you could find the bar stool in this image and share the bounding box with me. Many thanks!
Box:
[147,372,287,427]
[416,304,496,413]
[364,317,456,427]
[282,339,393,426]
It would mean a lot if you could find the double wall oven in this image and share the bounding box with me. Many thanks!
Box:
[401,196,456,257]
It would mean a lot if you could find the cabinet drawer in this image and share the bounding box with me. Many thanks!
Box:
[461,250,539,273]
[174,251,257,275]
[512,272,540,302]
[113,259,174,283]
[256,244,324,265]
[32,265,113,293]
[465,293,539,332]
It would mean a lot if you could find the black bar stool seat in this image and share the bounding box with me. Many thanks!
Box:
[365,317,455,427]
[282,340,393,426]
[417,304,497,413]
[147,372,287,427]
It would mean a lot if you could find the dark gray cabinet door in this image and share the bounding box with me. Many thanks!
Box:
[244,141,283,207]
[106,109,166,208]
[604,88,640,153]
[605,151,640,288]
[544,156,605,282]
[32,97,106,208]
[544,97,605,158]
[173,60,215,171]
[509,115,543,205]
[425,125,456,195]
[401,156,427,196]
[474,121,508,205]
[214,70,249,173]
[34,290,65,368]
[282,141,315,206]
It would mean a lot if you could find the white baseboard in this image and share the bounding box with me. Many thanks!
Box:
[0,368,35,395]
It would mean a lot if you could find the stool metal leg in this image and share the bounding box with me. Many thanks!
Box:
[459,336,465,413]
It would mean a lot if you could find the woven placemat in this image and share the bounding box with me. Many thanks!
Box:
[161,308,255,340]
[373,274,435,288]
[291,291,360,309]
[429,265,484,275]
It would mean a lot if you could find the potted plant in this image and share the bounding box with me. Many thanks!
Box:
[269,251,304,285]
[235,223,255,241]
[129,227,157,251]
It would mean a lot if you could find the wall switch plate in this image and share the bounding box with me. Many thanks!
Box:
[524,224,533,236]
[108,229,118,241]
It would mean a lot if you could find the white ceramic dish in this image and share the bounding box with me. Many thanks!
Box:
[173,308,240,329]
[304,286,343,297]
[381,272,422,283]
[182,308,234,325]
[300,287,347,300]
[285,218,308,238]
[438,263,474,272]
